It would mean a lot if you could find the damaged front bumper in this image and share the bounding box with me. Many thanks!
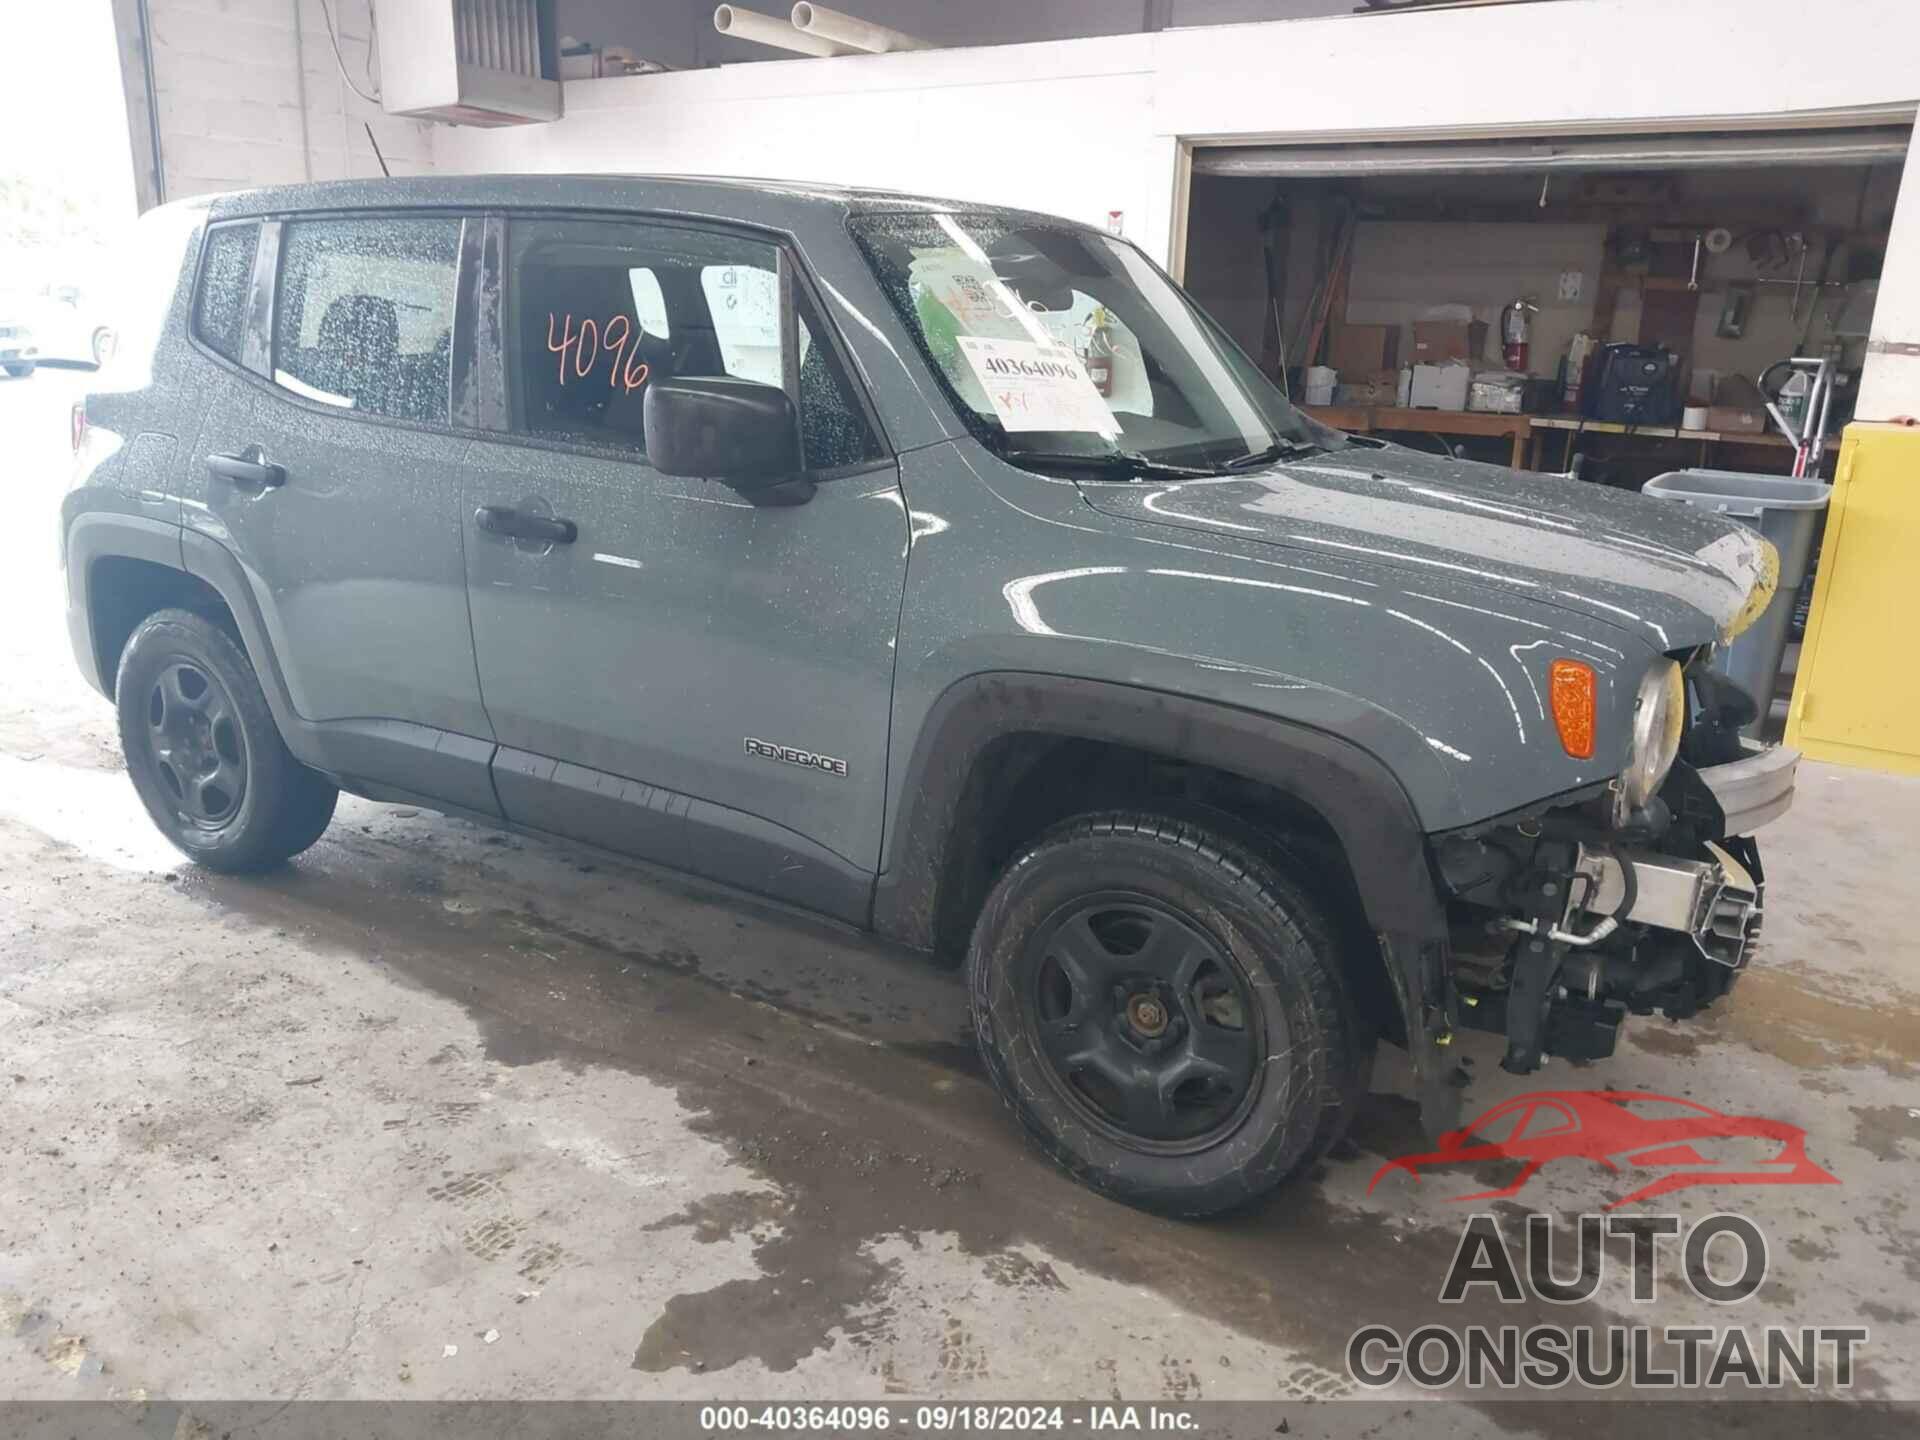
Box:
[1543,840,1762,970]
[1434,740,1799,1079]
[1699,738,1799,837]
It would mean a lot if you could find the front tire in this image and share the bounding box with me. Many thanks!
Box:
[968,812,1362,1217]
[116,609,338,872]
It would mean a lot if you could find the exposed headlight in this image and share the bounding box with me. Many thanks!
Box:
[1621,659,1686,810]
[1725,538,1780,641]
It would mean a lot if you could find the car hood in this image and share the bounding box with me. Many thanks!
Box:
[1078,444,1778,650]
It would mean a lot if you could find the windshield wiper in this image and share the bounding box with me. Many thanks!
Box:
[1222,437,1331,471]
[1006,448,1217,481]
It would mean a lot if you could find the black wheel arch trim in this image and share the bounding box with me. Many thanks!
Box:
[175,528,312,753]
[65,513,186,693]
[873,672,1460,1137]
[873,672,1447,948]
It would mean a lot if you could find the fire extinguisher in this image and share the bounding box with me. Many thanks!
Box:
[1500,297,1539,372]
[1083,307,1116,397]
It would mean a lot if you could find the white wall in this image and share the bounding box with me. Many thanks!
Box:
[436,30,1171,244]
[142,0,435,199]
[1857,138,1920,421]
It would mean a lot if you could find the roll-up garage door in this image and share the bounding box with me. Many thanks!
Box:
[1192,126,1912,179]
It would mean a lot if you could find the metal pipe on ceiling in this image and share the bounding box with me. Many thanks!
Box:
[790,3,930,53]
[713,4,857,56]
[1193,128,1913,178]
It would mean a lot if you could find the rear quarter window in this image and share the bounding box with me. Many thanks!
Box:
[192,221,260,364]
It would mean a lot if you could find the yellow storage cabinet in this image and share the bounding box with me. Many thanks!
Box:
[1787,423,1920,774]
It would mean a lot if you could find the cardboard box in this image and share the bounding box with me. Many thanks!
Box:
[1411,320,1489,365]
[1329,324,1400,376]
[1334,369,1400,406]
[1708,374,1769,434]
[1707,406,1767,435]
[1408,363,1472,411]
[1335,380,1398,406]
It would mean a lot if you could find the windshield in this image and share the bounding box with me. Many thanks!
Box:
[849,211,1343,476]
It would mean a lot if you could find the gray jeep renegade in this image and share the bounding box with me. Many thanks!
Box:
[64,176,1797,1215]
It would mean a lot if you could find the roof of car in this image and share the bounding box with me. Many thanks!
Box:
[197,173,1072,230]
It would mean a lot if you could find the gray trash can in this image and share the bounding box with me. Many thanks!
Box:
[1641,468,1831,735]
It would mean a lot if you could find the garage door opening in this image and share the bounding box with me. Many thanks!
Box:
[1179,122,1911,734]
[1181,125,1909,485]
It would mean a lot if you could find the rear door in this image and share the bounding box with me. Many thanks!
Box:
[185,211,497,807]
[460,212,906,920]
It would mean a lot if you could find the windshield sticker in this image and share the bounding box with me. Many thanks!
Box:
[956,336,1120,436]
[547,311,651,392]
[908,250,1034,339]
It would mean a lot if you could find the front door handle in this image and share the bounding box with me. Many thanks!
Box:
[207,446,286,488]
[475,505,578,545]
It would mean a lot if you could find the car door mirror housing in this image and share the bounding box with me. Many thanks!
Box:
[643,376,811,502]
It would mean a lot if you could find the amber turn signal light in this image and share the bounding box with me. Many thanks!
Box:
[1549,659,1597,759]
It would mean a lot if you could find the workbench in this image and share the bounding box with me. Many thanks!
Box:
[1299,404,1805,474]
[1301,404,1534,468]
[1526,416,1796,471]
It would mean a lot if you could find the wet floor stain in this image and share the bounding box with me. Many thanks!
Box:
[196,855,1898,1433]
[8,765,1916,1427]
[1628,1024,1700,1058]
[1684,969,1920,1076]
[1850,1105,1920,1162]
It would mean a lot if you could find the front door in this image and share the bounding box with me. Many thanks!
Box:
[188,213,496,807]
[461,213,905,920]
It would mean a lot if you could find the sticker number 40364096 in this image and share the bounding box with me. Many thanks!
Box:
[547,312,651,393]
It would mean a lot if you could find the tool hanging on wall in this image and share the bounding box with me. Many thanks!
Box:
[1291,202,1357,378]
[1257,188,1291,386]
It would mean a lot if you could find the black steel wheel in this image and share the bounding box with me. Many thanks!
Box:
[1026,894,1263,1151]
[117,609,338,871]
[144,659,249,831]
[969,812,1362,1217]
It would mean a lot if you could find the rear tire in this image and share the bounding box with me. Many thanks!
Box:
[967,811,1362,1217]
[116,608,338,872]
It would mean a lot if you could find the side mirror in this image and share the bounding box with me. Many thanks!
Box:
[643,376,811,503]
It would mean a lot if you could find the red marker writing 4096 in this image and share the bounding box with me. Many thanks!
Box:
[547,312,650,392]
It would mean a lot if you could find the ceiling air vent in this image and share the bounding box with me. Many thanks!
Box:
[378,0,562,127]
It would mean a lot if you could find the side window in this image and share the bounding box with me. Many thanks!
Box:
[700,263,780,385]
[630,268,671,340]
[504,215,882,468]
[797,306,885,470]
[271,216,460,424]
[192,221,260,364]
[507,217,779,454]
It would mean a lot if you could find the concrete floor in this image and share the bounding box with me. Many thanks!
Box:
[5,367,1920,1428]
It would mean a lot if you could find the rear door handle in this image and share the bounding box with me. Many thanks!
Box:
[474,505,578,545]
[207,446,286,488]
